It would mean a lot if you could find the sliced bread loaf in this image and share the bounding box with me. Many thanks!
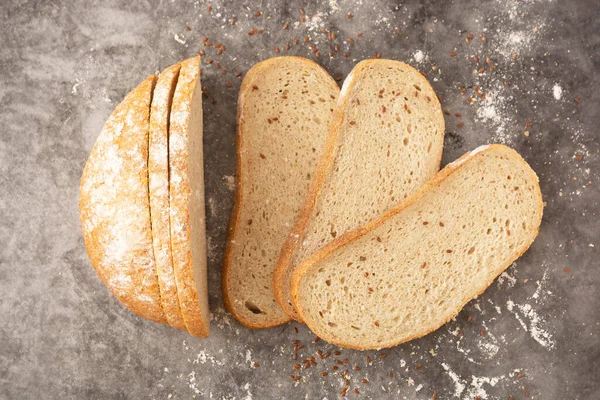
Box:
[80,75,168,324]
[169,56,210,337]
[292,145,544,350]
[273,59,445,322]
[223,56,340,328]
[149,62,186,330]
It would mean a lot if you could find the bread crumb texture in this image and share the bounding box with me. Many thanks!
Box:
[295,145,542,349]
[224,57,339,327]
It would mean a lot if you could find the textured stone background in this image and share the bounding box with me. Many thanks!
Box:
[1,0,598,398]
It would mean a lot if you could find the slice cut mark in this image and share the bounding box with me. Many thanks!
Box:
[80,75,168,324]
[222,56,340,328]
[273,59,445,322]
[149,62,186,330]
[169,56,210,337]
[292,145,544,350]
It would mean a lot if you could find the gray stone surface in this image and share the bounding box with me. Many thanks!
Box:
[1,0,598,398]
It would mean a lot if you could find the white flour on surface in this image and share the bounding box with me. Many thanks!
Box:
[188,371,202,395]
[532,269,549,300]
[506,300,555,349]
[413,50,425,63]
[497,265,518,287]
[192,350,226,366]
[442,363,466,397]
[473,90,513,144]
[553,84,563,100]
[223,175,235,192]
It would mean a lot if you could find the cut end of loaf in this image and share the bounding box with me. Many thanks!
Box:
[293,145,543,350]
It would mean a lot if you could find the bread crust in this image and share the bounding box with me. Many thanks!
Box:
[222,56,339,329]
[149,63,186,330]
[273,59,445,322]
[80,75,168,324]
[291,144,544,350]
[169,56,210,337]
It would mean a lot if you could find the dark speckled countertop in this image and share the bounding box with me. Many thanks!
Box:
[1,0,598,398]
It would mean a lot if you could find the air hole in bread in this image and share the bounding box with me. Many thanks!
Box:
[245,301,264,315]
[328,322,337,328]
[468,247,475,254]
[413,84,422,91]
[403,137,409,146]
[351,325,360,330]
[325,279,331,286]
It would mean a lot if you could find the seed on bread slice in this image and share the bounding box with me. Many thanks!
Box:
[292,145,543,350]
[80,75,168,324]
[149,62,186,330]
[223,56,340,328]
[273,59,445,322]
[169,56,210,337]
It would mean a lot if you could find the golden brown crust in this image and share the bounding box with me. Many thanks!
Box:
[273,59,445,322]
[169,56,210,337]
[291,144,544,350]
[149,63,186,331]
[80,75,168,324]
[222,56,339,329]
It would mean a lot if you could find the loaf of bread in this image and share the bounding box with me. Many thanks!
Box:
[223,56,340,328]
[292,145,543,349]
[273,59,445,322]
[169,56,210,337]
[80,75,168,324]
[80,57,209,337]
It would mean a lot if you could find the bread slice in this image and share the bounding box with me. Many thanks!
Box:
[169,56,210,337]
[149,62,186,330]
[223,56,340,328]
[292,145,544,350]
[274,59,445,322]
[80,75,168,324]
